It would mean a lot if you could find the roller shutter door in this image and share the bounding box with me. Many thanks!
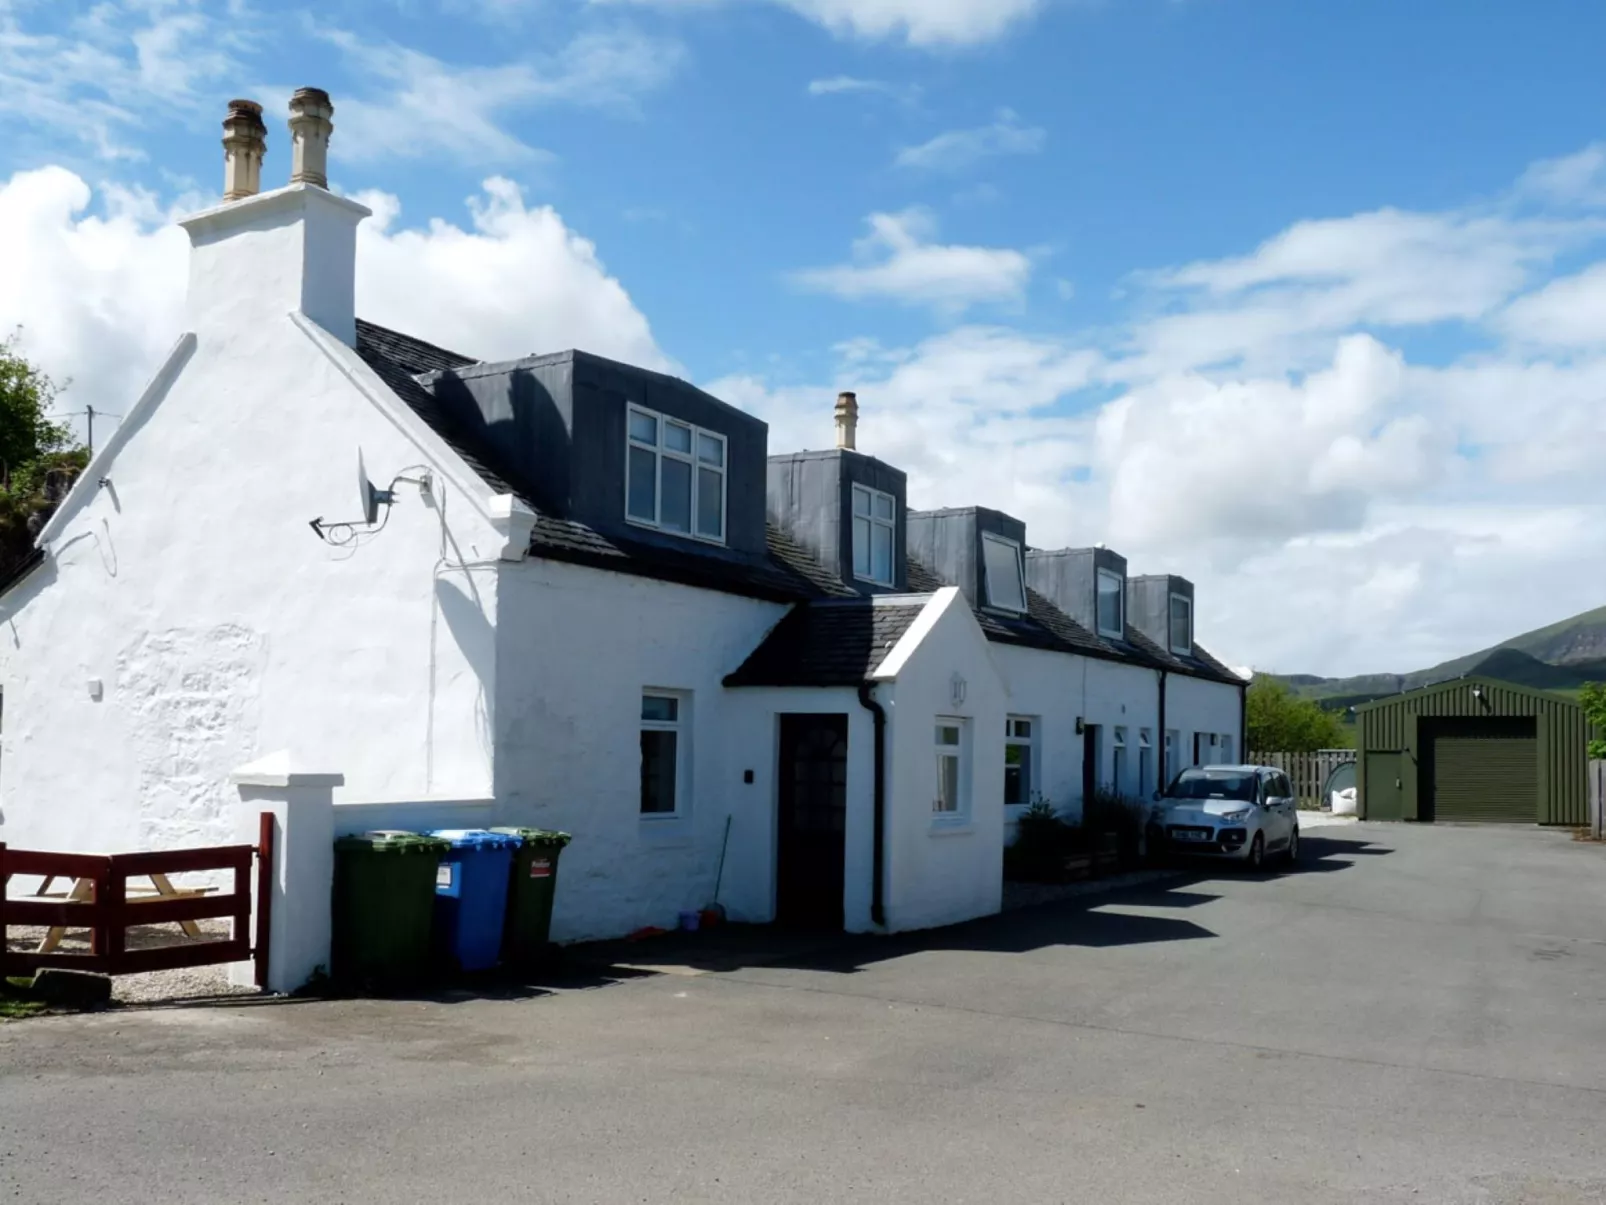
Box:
[1427,718,1537,823]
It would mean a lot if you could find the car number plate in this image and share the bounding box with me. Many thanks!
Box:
[1173,828,1211,842]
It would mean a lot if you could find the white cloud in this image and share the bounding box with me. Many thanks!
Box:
[354,177,669,369]
[894,109,1045,173]
[596,0,1042,47]
[318,23,683,166]
[806,76,918,103]
[791,209,1033,313]
[1120,206,1604,378]
[1495,261,1606,349]
[0,166,669,436]
[0,0,244,161]
[734,152,1606,675]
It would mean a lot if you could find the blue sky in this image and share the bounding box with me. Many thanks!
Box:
[3,0,1605,676]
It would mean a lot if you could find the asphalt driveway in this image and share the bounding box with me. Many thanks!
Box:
[4,822,1606,1204]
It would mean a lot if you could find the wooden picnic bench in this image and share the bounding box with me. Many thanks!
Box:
[30,873,217,954]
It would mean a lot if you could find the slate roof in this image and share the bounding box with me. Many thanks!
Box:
[355,321,848,604]
[906,557,1242,686]
[353,319,1242,683]
[724,599,929,687]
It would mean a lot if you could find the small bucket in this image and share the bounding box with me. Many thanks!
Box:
[678,910,701,932]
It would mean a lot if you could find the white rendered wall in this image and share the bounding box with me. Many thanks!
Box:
[1166,672,1245,769]
[0,300,502,855]
[719,685,873,930]
[876,591,1008,933]
[990,645,1161,835]
[491,558,791,943]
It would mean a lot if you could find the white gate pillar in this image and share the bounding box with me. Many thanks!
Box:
[229,752,343,993]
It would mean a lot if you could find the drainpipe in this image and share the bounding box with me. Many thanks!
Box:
[1238,679,1249,764]
[1156,669,1168,788]
[857,681,887,928]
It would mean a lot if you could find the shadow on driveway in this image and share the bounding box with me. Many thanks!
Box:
[213,832,1398,1009]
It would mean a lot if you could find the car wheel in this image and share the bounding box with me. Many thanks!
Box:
[1245,833,1265,872]
[1285,826,1299,866]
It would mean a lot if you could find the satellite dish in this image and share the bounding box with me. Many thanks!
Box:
[356,450,395,526]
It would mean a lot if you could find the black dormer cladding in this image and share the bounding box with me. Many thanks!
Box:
[766,449,908,594]
[1024,547,1128,638]
[1129,574,1195,654]
[422,350,770,560]
[905,507,1027,608]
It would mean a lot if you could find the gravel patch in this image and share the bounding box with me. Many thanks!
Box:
[4,919,261,1006]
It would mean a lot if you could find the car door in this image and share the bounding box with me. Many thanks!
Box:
[1258,772,1286,850]
[1273,772,1296,847]
[1256,772,1278,847]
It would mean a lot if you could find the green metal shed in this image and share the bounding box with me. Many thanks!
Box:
[1355,676,1590,825]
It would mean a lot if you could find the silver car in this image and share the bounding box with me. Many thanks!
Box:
[1147,765,1300,870]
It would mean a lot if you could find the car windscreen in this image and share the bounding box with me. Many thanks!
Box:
[1167,771,1257,802]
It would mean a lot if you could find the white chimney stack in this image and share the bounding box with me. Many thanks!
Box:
[182,90,368,347]
[221,99,266,201]
[288,87,335,188]
[835,391,859,451]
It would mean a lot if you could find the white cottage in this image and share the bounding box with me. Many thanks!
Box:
[0,92,1243,964]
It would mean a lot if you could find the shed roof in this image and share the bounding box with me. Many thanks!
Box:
[1352,674,1584,714]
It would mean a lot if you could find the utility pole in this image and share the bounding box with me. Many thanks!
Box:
[86,405,95,456]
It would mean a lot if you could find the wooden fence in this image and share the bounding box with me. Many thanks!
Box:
[0,813,273,984]
[1248,750,1357,809]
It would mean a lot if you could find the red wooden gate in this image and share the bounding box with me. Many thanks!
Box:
[0,812,274,986]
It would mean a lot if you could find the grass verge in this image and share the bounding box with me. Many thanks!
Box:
[1,975,46,1020]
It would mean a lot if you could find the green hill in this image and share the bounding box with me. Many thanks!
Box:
[1264,604,1606,705]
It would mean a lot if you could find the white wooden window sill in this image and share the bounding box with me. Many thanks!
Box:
[929,819,975,837]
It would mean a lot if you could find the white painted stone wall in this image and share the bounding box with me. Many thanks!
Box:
[490,558,792,942]
[0,188,507,858]
[990,644,1162,839]
[719,684,874,930]
[1166,672,1245,771]
[875,590,1008,933]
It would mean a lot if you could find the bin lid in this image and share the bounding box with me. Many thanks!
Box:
[335,830,451,854]
[430,828,523,850]
[490,826,573,848]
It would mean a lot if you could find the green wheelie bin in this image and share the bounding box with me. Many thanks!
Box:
[332,830,450,986]
[490,828,572,966]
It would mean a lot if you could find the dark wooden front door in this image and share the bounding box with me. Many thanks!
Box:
[776,714,849,929]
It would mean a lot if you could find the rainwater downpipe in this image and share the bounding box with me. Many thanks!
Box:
[857,680,887,928]
[1156,668,1168,788]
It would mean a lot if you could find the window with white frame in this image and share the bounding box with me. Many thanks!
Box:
[1169,592,1192,655]
[981,532,1026,613]
[1096,569,1124,638]
[1138,727,1154,796]
[851,484,896,586]
[1004,716,1036,807]
[1112,725,1128,794]
[934,719,969,818]
[1164,728,1179,786]
[640,691,687,816]
[1220,734,1234,764]
[626,405,727,543]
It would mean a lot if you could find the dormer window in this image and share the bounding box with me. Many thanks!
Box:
[981,532,1026,613]
[851,484,896,586]
[1096,568,1124,638]
[1169,592,1192,655]
[626,405,726,543]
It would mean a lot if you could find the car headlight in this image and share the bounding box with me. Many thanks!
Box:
[1220,808,1251,824]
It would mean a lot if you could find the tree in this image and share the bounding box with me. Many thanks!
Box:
[0,333,87,578]
[1246,677,1352,753]
[1581,682,1606,760]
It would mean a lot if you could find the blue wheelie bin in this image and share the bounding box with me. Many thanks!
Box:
[430,829,522,972]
